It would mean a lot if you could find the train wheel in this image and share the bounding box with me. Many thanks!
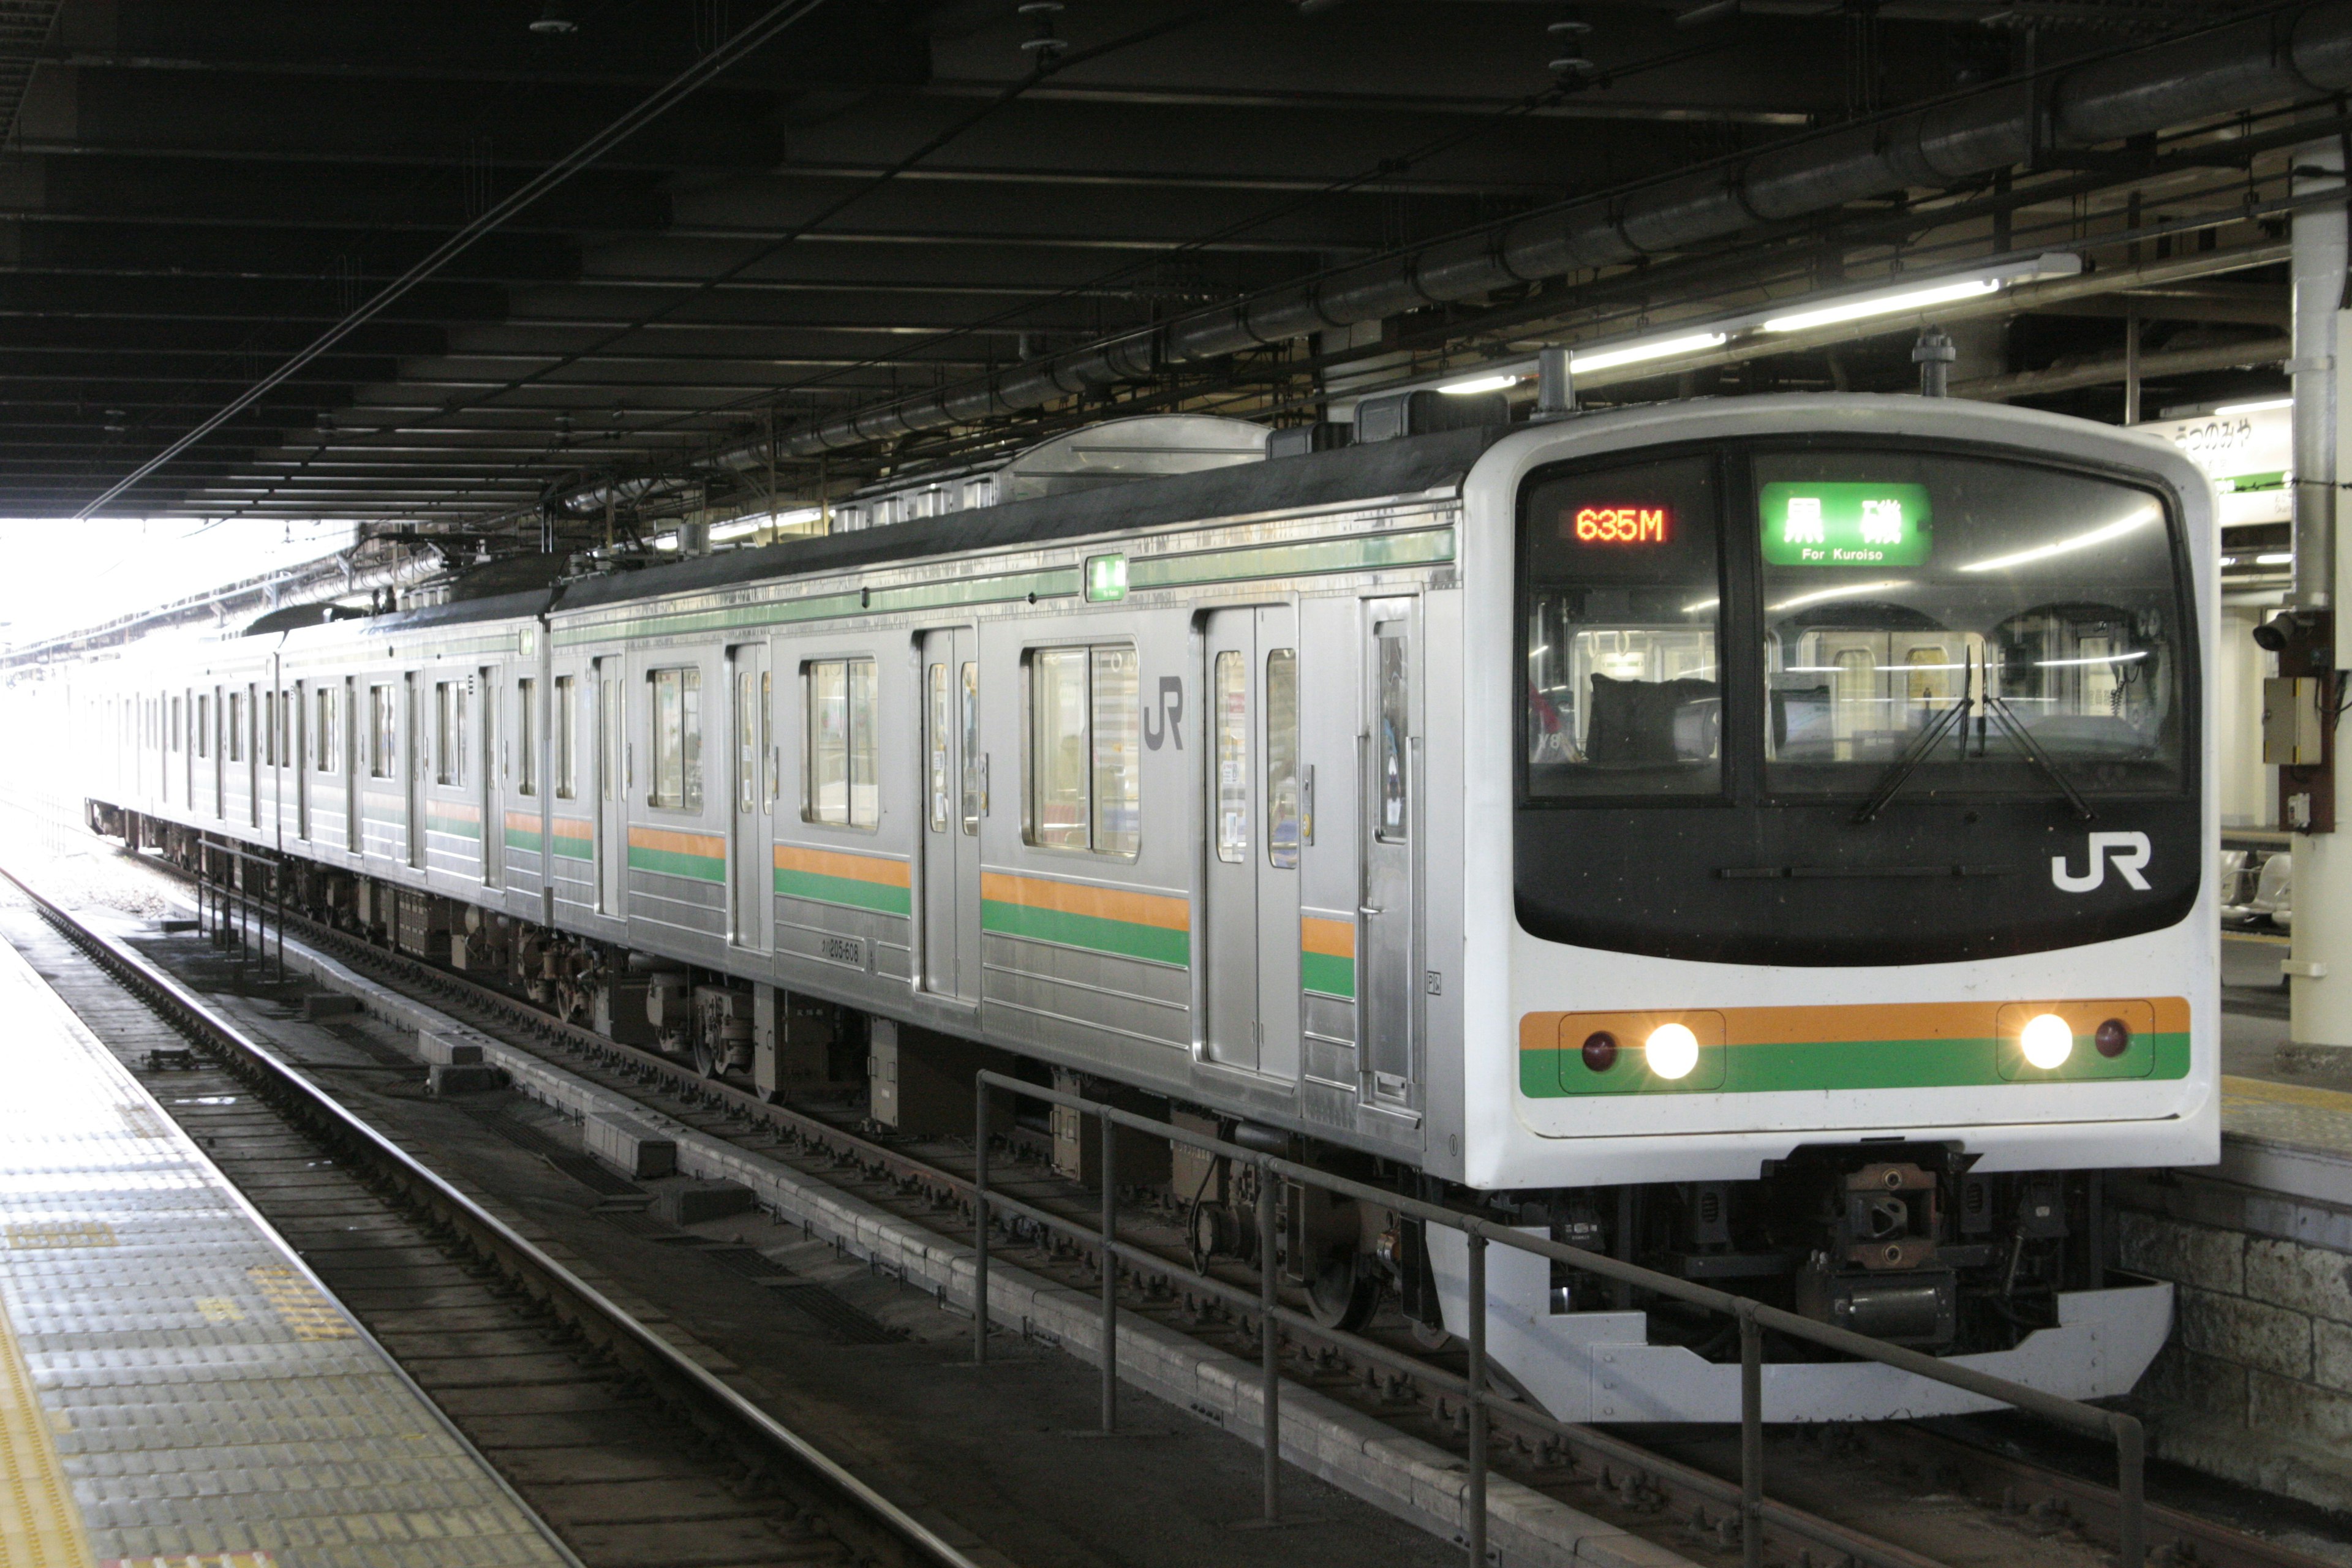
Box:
[1306,1253,1379,1332]
[691,1038,723,1080]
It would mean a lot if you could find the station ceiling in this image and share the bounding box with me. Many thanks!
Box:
[0,0,2315,535]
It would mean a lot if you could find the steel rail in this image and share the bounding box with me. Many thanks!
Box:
[110,839,2344,1568]
[0,861,986,1568]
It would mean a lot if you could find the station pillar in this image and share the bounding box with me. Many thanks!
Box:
[2287,142,2352,1047]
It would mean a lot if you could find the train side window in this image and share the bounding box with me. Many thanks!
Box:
[554,676,576,799]
[262,692,274,766]
[228,692,244,763]
[648,666,703,812]
[801,658,877,829]
[171,696,182,753]
[370,685,396,777]
[1266,648,1300,869]
[197,695,209,760]
[315,688,336,774]
[1024,644,1137,857]
[518,679,538,797]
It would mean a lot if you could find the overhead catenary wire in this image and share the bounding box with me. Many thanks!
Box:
[70,0,833,521]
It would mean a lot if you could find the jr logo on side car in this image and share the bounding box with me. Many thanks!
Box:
[2051,831,2152,894]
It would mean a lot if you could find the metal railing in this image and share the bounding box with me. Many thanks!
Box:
[971,1070,2146,1568]
[194,834,287,985]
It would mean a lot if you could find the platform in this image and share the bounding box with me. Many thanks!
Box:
[0,935,572,1567]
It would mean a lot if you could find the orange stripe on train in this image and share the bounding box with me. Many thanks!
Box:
[979,872,1188,931]
[774,844,910,888]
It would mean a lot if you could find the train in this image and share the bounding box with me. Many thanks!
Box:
[50,388,2217,1422]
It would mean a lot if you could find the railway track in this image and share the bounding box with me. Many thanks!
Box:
[0,865,983,1568]
[31,835,2352,1568]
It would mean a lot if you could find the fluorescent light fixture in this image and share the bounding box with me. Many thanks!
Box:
[1956,505,2160,573]
[1569,331,1729,374]
[710,519,764,542]
[2256,551,2294,566]
[1439,373,1520,396]
[1762,276,2003,334]
[1766,579,1912,614]
[2037,650,2148,668]
[2214,397,2293,417]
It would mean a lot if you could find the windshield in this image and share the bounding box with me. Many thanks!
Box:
[1518,442,2187,802]
[1758,449,2182,797]
[1522,453,1723,799]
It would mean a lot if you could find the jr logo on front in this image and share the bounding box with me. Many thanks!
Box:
[2051,832,2152,894]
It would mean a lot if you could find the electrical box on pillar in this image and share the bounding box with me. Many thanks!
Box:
[2255,611,2339,832]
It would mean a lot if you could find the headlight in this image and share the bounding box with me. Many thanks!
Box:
[2019,1012,2073,1071]
[1645,1023,1700,1080]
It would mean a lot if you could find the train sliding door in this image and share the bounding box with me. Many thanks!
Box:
[1358,597,1418,1109]
[918,628,981,1003]
[1202,606,1302,1080]
[729,643,773,952]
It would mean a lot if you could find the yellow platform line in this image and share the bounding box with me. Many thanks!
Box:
[246,1267,355,1342]
[0,1293,94,1568]
[2221,1073,2352,1112]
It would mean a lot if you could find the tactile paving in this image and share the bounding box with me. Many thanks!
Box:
[0,936,571,1567]
[2222,1072,2352,1153]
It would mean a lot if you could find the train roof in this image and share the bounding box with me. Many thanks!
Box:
[318,423,1505,641]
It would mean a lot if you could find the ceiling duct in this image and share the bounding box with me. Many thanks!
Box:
[564,2,2352,514]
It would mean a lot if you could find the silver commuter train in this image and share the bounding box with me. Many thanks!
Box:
[68,391,2218,1422]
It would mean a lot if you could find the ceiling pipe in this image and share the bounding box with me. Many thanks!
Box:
[560,2,2352,516]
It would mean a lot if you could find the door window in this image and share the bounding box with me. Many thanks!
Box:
[1214,650,1247,863]
[518,680,538,796]
[738,667,760,813]
[1376,629,1409,842]
[959,662,981,834]
[928,662,951,833]
[1266,648,1300,869]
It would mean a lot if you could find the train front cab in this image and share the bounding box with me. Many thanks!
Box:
[1450,394,2219,1422]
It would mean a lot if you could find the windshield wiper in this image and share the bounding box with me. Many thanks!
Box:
[1980,689,2096,822]
[1850,650,2095,824]
[1851,690,1974,824]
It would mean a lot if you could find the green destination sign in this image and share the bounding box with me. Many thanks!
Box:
[1760,481,1933,567]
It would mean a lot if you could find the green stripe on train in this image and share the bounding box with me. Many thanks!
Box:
[426,810,481,841]
[551,831,595,861]
[1301,952,1354,1000]
[503,826,542,854]
[1520,1031,2192,1098]
[775,867,911,917]
[981,900,1188,966]
[628,844,725,883]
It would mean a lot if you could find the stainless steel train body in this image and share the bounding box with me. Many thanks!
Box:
[68,393,2218,1422]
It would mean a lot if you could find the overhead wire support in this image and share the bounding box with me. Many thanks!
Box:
[69,0,832,521]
